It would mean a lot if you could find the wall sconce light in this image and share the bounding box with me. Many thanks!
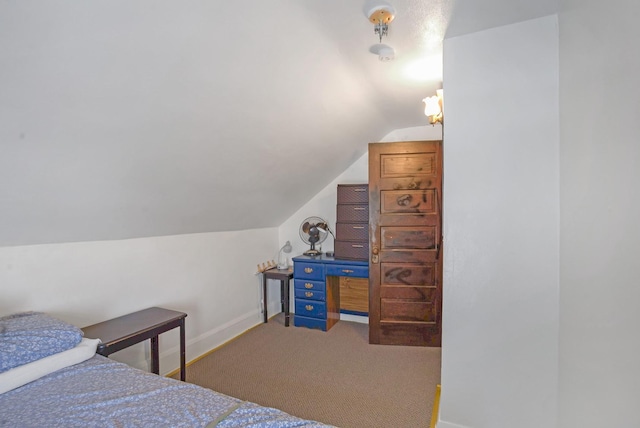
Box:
[277,240,292,270]
[366,3,396,43]
[423,89,444,125]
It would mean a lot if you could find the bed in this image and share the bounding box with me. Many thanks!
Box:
[0,312,331,428]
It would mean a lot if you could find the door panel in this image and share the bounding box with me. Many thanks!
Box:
[381,226,437,249]
[381,263,436,286]
[380,286,438,301]
[381,189,436,214]
[381,300,437,322]
[380,153,437,176]
[378,250,439,264]
[369,141,442,346]
[378,323,442,347]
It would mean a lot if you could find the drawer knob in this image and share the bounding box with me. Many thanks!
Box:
[304,267,313,273]
[305,291,314,297]
[305,305,314,311]
[305,283,313,289]
[342,269,354,274]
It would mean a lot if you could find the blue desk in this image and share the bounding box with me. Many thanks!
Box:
[292,255,369,331]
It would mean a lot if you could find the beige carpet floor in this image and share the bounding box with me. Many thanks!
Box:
[180,314,441,428]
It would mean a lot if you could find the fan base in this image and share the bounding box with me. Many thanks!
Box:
[303,249,322,257]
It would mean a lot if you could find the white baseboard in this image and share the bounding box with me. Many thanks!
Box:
[152,309,263,376]
[437,420,471,428]
[340,313,368,324]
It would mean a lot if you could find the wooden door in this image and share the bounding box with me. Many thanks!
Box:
[368,141,442,346]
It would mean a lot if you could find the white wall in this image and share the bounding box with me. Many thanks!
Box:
[0,228,281,374]
[558,1,640,427]
[439,16,559,428]
[278,125,442,322]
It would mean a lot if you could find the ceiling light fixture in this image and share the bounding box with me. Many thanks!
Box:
[366,2,396,43]
[369,44,395,62]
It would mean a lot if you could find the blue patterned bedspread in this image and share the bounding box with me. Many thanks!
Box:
[0,355,330,428]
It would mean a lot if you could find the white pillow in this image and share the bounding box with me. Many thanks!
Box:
[0,337,100,394]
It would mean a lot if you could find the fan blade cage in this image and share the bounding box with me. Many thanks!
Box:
[299,216,331,255]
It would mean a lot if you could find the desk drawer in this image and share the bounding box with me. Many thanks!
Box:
[293,262,324,280]
[294,315,327,331]
[295,299,326,319]
[326,263,369,278]
[294,279,325,292]
[295,288,325,301]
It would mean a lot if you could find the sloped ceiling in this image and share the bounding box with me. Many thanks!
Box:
[0,0,557,247]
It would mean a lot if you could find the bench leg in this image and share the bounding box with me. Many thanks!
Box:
[151,336,159,375]
[179,319,186,381]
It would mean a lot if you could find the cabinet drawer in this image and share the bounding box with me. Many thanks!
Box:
[336,222,368,241]
[337,204,369,223]
[294,315,327,331]
[294,279,325,292]
[334,240,369,261]
[295,299,326,319]
[293,262,324,280]
[325,263,368,278]
[337,184,369,204]
[295,288,325,301]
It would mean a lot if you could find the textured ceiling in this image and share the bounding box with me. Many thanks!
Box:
[0,0,558,246]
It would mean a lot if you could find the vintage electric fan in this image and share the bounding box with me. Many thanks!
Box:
[299,217,331,256]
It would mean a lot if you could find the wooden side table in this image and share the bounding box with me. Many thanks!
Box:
[82,307,187,381]
[262,268,293,327]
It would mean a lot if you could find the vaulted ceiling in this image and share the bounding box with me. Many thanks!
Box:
[0,0,558,247]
